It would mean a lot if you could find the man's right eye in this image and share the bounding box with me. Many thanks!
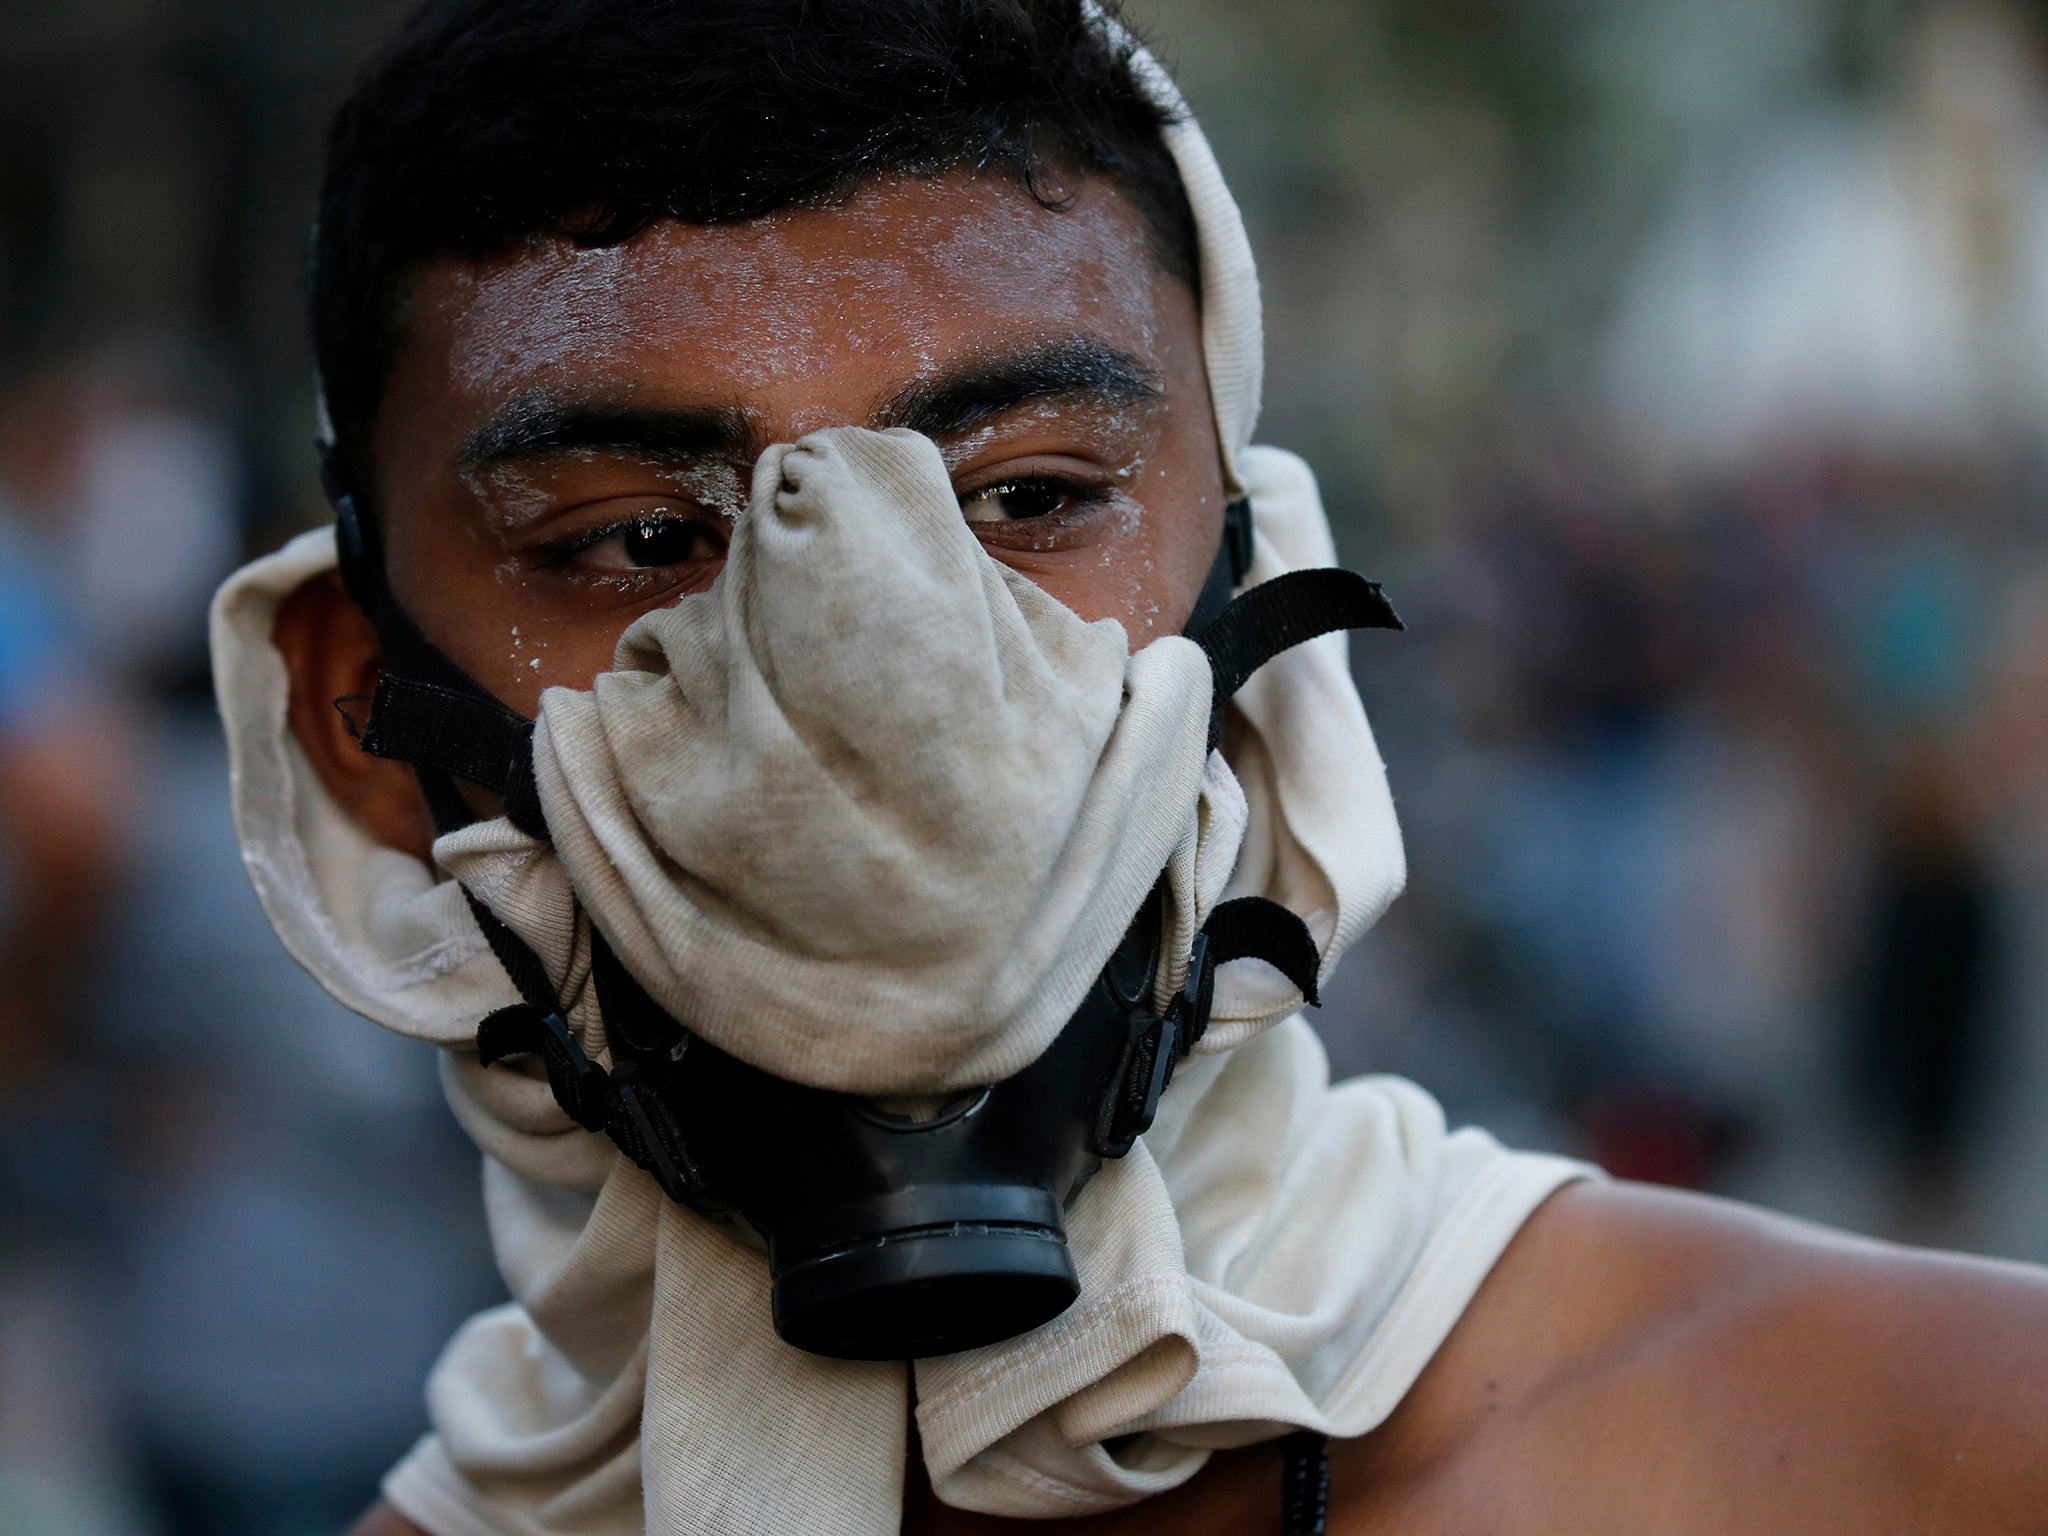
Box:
[567,512,726,573]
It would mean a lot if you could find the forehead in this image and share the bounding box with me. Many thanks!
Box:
[392,171,1180,421]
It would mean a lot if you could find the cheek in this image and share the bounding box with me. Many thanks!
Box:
[1095,493,1170,640]
[485,611,650,716]
[993,494,1193,645]
[1105,428,1226,643]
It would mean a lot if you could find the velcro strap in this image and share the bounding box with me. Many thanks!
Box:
[1191,569,1402,747]
[1203,896,1323,1006]
[358,675,547,838]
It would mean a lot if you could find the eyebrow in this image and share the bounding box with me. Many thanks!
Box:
[453,333,1161,475]
[456,394,754,473]
[875,335,1163,439]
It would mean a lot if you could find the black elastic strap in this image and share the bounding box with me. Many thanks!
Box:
[461,889,560,1014]
[357,675,546,838]
[326,468,552,839]
[1279,1432,1330,1536]
[1191,568,1403,747]
[325,454,698,1192]
[333,483,495,699]
[1203,896,1322,1006]
[588,928,688,1066]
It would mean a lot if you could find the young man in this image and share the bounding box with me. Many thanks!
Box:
[214,1,2048,1531]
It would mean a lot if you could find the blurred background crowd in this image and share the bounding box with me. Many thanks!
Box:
[2,0,2046,1531]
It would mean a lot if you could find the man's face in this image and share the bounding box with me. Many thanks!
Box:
[368,168,1226,717]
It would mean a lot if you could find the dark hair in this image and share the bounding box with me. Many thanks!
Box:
[312,0,1197,481]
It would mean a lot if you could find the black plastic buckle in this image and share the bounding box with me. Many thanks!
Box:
[1094,929,1222,1158]
[609,1062,699,1204]
[476,1004,612,1132]
[1096,1007,1179,1159]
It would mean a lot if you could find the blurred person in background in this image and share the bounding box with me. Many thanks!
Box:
[0,342,497,1536]
[1849,742,2000,1239]
[1589,0,2048,1247]
[0,365,143,1535]
[59,344,498,1536]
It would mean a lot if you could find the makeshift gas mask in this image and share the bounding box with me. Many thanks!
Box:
[322,427,1397,1360]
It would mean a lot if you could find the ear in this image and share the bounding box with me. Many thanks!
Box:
[273,570,436,863]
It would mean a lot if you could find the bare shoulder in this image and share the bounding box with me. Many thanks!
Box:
[1337,1180,2048,1535]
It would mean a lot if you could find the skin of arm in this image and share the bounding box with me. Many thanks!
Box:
[295,167,2048,1535]
[1339,1182,2048,1535]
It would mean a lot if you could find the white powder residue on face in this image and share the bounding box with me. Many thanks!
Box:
[461,456,558,532]
[434,168,1170,426]
[444,242,640,404]
[416,167,1201,644]
[666,459,750,526]
[461,444,750,549]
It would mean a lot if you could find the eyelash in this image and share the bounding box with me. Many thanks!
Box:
[541,473,1112,574]
[957,473,1112,523]
[549,515,697,564]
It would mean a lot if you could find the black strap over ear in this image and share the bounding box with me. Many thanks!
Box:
[320,446,551,841]
[1191,568,1403,748]
[1203,896,1323,1006]
[356,675,547,838]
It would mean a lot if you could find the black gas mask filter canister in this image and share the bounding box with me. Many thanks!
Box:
[319,450,1399,1360]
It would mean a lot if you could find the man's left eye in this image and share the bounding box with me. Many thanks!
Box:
[958,480,1076,523]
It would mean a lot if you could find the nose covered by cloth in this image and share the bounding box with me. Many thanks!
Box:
[504,426,1225,1096]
